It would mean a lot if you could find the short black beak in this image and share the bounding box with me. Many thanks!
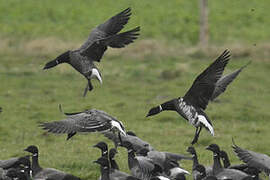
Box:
[205,146,211,150]
[93,160,98,164]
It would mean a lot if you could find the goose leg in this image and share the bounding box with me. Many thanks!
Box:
[83,80,93,97]
[191,126,202,145]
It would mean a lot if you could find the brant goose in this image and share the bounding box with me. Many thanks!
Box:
[146,50,231,144]
[232,140,270,178]
[43,8,140,96]
[93,141,109,158]
[210,61,250,101]
[109,148,119,170]
[219,150,261,179]
[40,108,126,140]
[0,156,30,170]
[103,130,155,153]
[206,144,251,180]
[121,141,162,180]
[187,146,213,179]
[94,156,140,180]
[24,145,81,180]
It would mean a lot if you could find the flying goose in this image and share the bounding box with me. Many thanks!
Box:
[206,144,251,180]
[232,140,270,178]
[210,61,250,101]
[40,108,126,140]
[103,130,155,153]
[24,145,81,180]
[121,141,162,180]
[146,50,231,144]
[43,7,140,96]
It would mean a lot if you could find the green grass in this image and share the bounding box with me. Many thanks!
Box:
[0,1,270,180]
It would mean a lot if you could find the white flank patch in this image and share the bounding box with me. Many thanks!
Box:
[111,121,126,136]
[157,176,170,180]
[170,167,190,175]
[198,115,214,136]
[92,68,103,84]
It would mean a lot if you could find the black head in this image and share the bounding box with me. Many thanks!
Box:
[93,157,110,168]
[24,145,39,155]
[93,141,108,152]
[121,141,133,150]
[146,106,161,117]
[43,51,70,70]
[206,144,220,154]
[109,148,118,159]
[186,146,196,155]
[127,131,137,136]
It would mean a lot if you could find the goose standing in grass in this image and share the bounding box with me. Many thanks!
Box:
[206,144,251,180]
[186,146,213,179]
[24,145,81,180]
[0,156,30,170]
[146,50,231,144]
[43,7,140,96]
[121,141,163,180]
[219,150,261,179]
[94,156,140,180]
[40,108,126,140]
[103,130,155,153]
[232,140,270,179]
[93,141,109,158]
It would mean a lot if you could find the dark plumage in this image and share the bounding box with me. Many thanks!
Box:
[103,130,155,153]
[24,145,81,180]
[146,149,192,173]
[232,140,270,177]
[43,8,140,96]
[40,108,126,140]
[146,50,232,144]
[93,141,109,158]
[206,144,251,180]
[109,148,119,170]
[0,156,30,170]
[210,61,250,101]
[121,141,162,180]
[220,150,261,179]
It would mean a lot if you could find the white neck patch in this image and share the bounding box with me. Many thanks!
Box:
[159,105,163,111]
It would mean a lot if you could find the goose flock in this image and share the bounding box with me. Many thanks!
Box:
[1,7,267,180]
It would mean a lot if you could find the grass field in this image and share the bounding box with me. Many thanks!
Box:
[1,1,270,179]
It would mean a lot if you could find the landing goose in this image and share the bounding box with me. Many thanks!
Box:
[40,108,126,140]
[24,145,80,180]
[43,7,140,96]
[146,50,231,144]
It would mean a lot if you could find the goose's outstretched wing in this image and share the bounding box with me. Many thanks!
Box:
[40,109,126,139]
[184,50,231,110]
[211,61,250,101]
[232,141,270,175]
